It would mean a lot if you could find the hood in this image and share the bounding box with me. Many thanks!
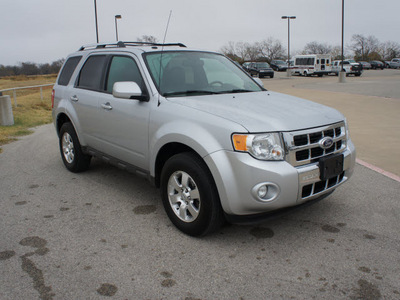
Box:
[168,91,344,132]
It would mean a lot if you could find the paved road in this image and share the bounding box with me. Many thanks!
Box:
[0,122,399,299]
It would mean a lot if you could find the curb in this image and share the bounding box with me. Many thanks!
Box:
[356,158,400,183]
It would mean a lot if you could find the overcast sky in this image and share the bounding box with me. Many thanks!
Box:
[1,0,399,65]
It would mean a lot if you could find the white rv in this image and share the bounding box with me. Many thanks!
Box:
[291,54,332,77]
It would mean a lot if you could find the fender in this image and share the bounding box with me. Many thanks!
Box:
[54,98,87,146]
[148,101,246,178]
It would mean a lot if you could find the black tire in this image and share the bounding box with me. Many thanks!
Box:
[160,152,224,236]
[59,122,91,173]
[270,74,274,78]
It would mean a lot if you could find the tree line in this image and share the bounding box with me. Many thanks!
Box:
[220,34,400,63]
[2,34,399,77]
[0,59,65,78]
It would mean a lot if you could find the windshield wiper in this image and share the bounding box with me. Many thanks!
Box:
[163,90,221,97]
[221,89,253,94]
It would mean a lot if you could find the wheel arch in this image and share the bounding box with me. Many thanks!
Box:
[153,142,204,188]
[56,113,72,137]
[55,112,86,146]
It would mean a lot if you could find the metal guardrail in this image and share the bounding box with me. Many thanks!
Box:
[0,83,54,107]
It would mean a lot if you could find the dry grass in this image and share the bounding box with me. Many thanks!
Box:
[0,74,56,90]
[0,75,55,152]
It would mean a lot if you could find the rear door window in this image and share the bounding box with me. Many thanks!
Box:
[77,55,107,91]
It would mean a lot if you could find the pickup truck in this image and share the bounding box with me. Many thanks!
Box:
[389,58,400,69]
[331,60,363,76]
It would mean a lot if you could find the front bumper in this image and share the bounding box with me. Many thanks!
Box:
[204,140,356,216]
[259,71,274,77]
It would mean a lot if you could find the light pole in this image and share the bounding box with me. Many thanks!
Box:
[115,15,122,41]
[282,16,296,77]
[94,0,99,43]
[339,0,346,83]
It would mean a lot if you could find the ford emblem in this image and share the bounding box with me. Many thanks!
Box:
[319,137,334,149]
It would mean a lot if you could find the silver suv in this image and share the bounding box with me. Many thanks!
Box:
[52,42,356,236]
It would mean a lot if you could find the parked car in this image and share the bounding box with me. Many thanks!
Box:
[359,61,371,70]
[270,60,288,71]
[331,60,363,76]
[370,61,384,70]
[52,41,355,236]
[248,62,274,78]
[242,62,252,73]
[384,61,391,68]
[389,58,400,69]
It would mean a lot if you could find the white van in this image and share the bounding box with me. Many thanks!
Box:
[291,54,332,77]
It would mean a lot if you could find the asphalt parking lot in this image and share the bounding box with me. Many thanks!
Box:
[1,70,399,299]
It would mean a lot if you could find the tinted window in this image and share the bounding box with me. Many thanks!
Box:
[106,56,145,93]
[296,58,314,66]
[77,55,107,90]
[58,56,82,86]
[256,62,270,68]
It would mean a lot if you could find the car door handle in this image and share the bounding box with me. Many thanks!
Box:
[101,102,113,111]
[70,95,79,102]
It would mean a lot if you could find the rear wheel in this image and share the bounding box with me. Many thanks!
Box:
[160,152,224,236]
[59,122,91,172]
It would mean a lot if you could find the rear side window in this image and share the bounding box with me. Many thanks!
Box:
[77,55,107,91]
[58,56,82,86]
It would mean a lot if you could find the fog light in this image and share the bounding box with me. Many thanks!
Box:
[251,182,280,202]
[258,185,268,198]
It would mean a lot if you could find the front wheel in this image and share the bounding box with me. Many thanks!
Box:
[160,152,224,236]
[59,122,91,173]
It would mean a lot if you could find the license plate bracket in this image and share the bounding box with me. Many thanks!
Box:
[319,154,344,181]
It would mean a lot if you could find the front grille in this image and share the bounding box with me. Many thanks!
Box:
[302,172,345,199]
[283,122,347,167]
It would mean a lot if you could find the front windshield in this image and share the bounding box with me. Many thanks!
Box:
[143,51,263,97]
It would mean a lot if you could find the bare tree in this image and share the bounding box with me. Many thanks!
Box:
[351,34,380,60]
[220,41,236,57]
[235,42,250,61]
[330,45,349,60]
[137,35,159,43]
[247,44,260,61]
[258,37,285,61]
[303,41,332,54]
[379,41,400,60]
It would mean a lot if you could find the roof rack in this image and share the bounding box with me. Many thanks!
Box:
[78,41,187,51]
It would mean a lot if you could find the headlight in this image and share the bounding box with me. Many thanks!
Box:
[232,133,284,160]
[344,118,350,140]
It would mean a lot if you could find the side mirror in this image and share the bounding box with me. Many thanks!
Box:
[254,77,264,88]
[113,82,146,100]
